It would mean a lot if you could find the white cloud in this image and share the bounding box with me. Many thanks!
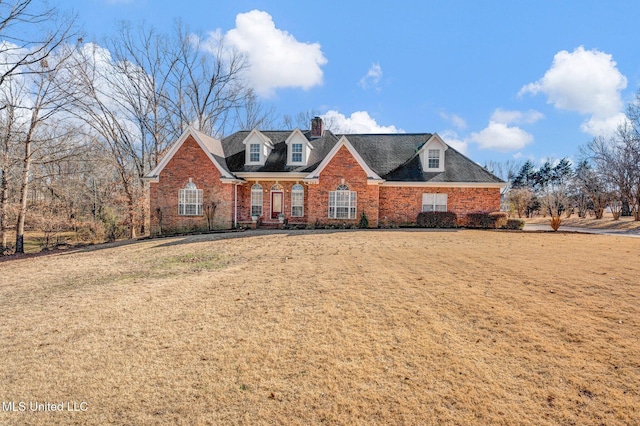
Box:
[520,46,627,136]
[470,121,534,152]
[322,110,403,133]
[581,112,629,136]
[439,130,468,154]
[223,10,327,97]
[439,112,467,130]
[358,63,382,91]
[457,108,540,152]
[490,108,543,125]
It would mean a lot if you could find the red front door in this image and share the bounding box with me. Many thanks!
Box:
[271,191,283,219]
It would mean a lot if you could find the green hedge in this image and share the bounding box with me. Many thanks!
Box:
[465,211,508,229]
[416,211,458,228]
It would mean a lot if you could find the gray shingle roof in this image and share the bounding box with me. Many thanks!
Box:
[218,130,503,183]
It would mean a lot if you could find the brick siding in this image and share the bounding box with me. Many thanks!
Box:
[149,136,501,232]
[306,145,379,227]
[149,136,234,233]
[379,186,501,226]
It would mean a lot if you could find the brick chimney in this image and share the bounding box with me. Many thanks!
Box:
[310,116,323,139]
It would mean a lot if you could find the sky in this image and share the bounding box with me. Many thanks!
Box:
[44,1,640,165]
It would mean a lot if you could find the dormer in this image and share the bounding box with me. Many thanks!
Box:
[285,128,313,166]
[418,133,448,173]
[243,129,273,166]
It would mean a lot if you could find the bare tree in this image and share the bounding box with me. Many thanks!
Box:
[66,43,145,239]
[572,159,606,218]
[12,45,81,253]
[168,22,252,137]
[0,83,21,251]
[0,0,76,95]
[587,129,640,221]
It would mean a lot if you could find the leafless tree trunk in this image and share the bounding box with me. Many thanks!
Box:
[13,47,80,253]
[0,99,18,251]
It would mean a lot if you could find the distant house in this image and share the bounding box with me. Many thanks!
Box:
[144,117,505,232]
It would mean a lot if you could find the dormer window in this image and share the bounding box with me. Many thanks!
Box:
[291,143,303,163]
[428,149,440,169]
[249,143,260,162]
[243,129,273,166]
[419,134,447,172]
[285,129,312,166]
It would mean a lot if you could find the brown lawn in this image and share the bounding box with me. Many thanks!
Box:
[0,229,638,425]
[525,213,640,231]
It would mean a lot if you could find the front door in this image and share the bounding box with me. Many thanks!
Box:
[271,191,283,219]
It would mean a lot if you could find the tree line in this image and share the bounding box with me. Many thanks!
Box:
[1,0,281,254]
[492,94,640,228]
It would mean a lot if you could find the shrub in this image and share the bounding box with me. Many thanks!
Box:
[504,218,525,230]
[550,216,562,231]
[466,211,508,229]
[358,211,369,229]
[416,211,457,228]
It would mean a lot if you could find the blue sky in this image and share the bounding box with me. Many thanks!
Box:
[58,0,640,165]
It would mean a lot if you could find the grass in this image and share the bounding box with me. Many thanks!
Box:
[525,212,640,231]
[0,229,639,425]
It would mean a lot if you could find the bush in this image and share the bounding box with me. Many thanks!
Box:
[416,211,457,228]
[504,218,525,230]
[550,216,562,231]
[466,211,508,229]
[358,211,369,229]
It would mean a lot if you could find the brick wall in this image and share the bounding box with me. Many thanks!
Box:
[237,180,308,223]
[150,136,501,232]
[379,186,501,225]
[149,136,234,233]
[307,145,379,227]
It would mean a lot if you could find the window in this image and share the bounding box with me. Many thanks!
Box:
[428,149,440,169]
[422,193,447,212]
[328,184,357,219]
[291,143,303,163]
[178,180,202,216]
[291,184,304,217]
[249,143,260,162]
[251,183,263,216]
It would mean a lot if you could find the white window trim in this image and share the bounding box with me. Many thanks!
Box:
[290,143,304,164]
[291,184,304,217]
[422,193,448,212]
[248,143,261,163]
[328,184,357,219]
[428,149,440,169]
[178,183,203,216]
[251,184,263,216]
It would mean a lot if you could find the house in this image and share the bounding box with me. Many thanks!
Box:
[144,117,505,232]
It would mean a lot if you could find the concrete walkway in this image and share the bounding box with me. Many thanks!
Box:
[524,223,640,238]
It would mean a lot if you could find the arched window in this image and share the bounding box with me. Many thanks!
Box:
[178,179,202,216]
[251,183,263,216]
[271,183,284,191]
[328,183,356,219]
[291,184,304,217]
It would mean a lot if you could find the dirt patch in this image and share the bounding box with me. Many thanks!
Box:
[0,229,638,425]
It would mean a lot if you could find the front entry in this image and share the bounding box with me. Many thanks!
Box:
[271,191,283,219]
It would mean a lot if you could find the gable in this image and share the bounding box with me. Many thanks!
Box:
[305,136,382,184]
[144,128,234,182]
[417,134,447,172]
